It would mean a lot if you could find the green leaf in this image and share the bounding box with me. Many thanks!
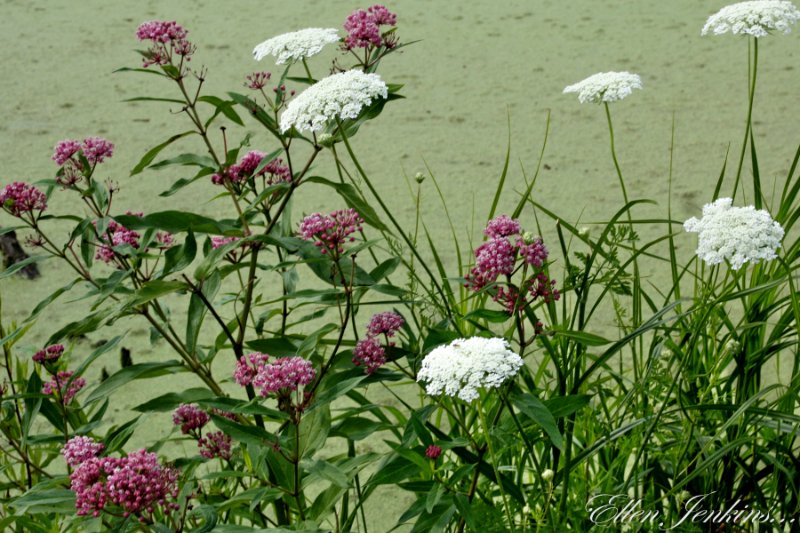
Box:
[464,309,511,323]
[115,211,240,234]
[186,270,220,354]
[132,387,215,412]
[552,328,611,347]
[123,280,189,309]
[305,176,388,231]
[0,255,48,280]
[198,95,245,126]
[162,229,197,276]
[543,394,591,419]
[369,257,400,281]
[245,337,298,357]
[85,361,185,404]
[512,392,564,450]
[130,130,195,176]
[149,152,217,171]
[211,414,275,448]
[9,488,75,514]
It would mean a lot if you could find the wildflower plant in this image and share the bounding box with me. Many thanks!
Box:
[2,2,800,532]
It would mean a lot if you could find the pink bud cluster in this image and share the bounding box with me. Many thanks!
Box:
[95,219,141,264]
[135,20,194,67]
[465,215,559,315]
[353,311,404,374]
[344,5,398,50]
[32,344,65,364]
[172,404,210,434]
[62,435,105,467]
[425,444,442,460]
[211,236,241,249]
[52,137,114,166]
[0,182,47,217]
[42,371,86,404]
[198,431,232,460]
[211,152,292,186]
[299,208,364,256]
[171,405,233,460]
[246,71,272,90]
[234,352,315,397]
[68,444,180,519]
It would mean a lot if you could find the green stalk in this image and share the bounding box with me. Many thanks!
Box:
[731,37,758,201]
[478,396,516,532]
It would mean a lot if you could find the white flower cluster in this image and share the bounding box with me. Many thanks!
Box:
[683,197,784,270]
[702,1,800,37]
[253,28,340,65]
[417,337,523,402]
[279,69,388,133]
[563,72,643,104]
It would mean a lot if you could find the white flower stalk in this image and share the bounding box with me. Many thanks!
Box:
[417,337,523,402]
[702,1,800,37]
[684,197,784,270]
[279,69,388,133]
[253,28,340,64]
[563,72,643,104]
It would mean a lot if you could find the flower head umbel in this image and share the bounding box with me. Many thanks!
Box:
[702,1,800,37]
[233,352,271,387]
[465,215,558,314]
[136,20,194,68]
[69,449,180,519]
[684,197,784,269]
[253,356,316,396]
[172,404,210,435]
[42,371,86,404]
[62,436,105,467]
[280,70,388,133]
[94,217,141,264]
[299,208,364,256]
[344,5,398,49]
[33,344,64,364]
[425,445,442,460]
[253,27,340,64]
[417,337,523,402]
[0,182,47,218]
[367,311,404,337]
[353,337,386,374]
[198,431,232,460]
[563,72,643,104]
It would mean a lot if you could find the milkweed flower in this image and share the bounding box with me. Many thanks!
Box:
[136,20,194,67]
[62,436,105,467]
[33,344,65,364]
[253,356,316,396]
[367,311,404,337]
[279,69,388,132]
[702,1,800,37]
[563,71,643,104]
[198,431,232,460]
[69,449,180,518]
[253,28,340,64]
[42,371,86,404]
[344,5,398,49]
[353,337,386,374]
[417,337,523,402]
[684,197,784,269]
[0,182,47,217]
[299,208,364,256]
[172,404,210,434]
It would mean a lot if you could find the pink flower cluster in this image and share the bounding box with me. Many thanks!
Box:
[172,404,210,434]
[353,311,404,374]
[425,444,442,460]
[69,445,180,519]
[32,344,64,364]
[211,236,241,249]
[42,371,86,404]
[344,5,398,49]
[95,219,141,264]
[136,20,194,67]
[299,208,364,256]
[234,352,315,397]
[465,215,559,314]
[211,152,291,186]
[246,71,271,90]
[62,435,105,467]
[52,137,114,166]
[0,182,47,217]
[198,431,232,460]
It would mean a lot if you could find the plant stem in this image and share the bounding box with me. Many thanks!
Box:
[478,397,516,532]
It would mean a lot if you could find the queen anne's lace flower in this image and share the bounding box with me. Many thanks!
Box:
[702,1,800,37]
[280,70,388,132]
[563,72,643,104]
[253,28,340,64]
[684,197,784,269]
[417,337,523,402]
